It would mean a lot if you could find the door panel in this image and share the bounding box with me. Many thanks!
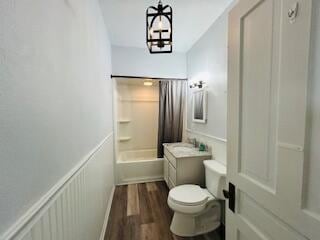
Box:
[239,0,277,190]
[237,191,308,240]
[227,0,319,239]
[237,231,253,240]
[303,3,320,218]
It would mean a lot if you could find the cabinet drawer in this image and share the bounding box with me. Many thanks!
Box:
[168,162,176,185]
[164,148,176,168]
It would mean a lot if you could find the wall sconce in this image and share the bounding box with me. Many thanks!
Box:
[189,80,206,89]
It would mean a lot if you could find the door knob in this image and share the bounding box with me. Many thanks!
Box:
[223,189,230,199]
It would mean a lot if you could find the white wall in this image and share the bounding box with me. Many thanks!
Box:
[112,46,187,79]
[186,6,233,165]
[305,0,320,215]
[0,0,114,237]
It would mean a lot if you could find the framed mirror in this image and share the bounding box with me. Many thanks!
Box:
[192,89,207,123]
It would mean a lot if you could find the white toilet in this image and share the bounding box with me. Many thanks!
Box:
[167,160,226,237]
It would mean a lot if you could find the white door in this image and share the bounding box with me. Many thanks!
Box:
[226,0,320,239]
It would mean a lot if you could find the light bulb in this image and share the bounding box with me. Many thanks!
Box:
[144,81,153,86]
[158,20,163,30]
[149,27,154,36]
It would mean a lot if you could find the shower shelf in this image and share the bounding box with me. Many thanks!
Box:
[118,137,131,142]
[118,119,131,123]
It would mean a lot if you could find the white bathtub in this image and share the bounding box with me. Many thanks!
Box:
[116,149,164,185]
[119,149,158,161]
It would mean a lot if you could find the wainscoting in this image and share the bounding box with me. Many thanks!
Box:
[2,133,115,240]
[185,129,227,166]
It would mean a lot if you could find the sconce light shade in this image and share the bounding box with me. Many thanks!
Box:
[190,81,206,89]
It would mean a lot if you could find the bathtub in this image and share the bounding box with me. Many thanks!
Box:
[116,149,164,185]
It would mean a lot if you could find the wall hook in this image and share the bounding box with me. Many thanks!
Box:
[288,2,299,23]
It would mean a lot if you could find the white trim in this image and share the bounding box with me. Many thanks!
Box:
[1,132,114,240]
[99,186,115,240]
[277,142,304,152]
[192,89,208,123]
[112,78,119,187]
[186,128,227,143]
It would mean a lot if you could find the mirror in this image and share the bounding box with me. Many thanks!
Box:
[192,89,207,123]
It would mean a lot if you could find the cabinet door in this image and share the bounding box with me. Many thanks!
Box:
[227,0,319,239]
[168,162,177,186]
[164,156,169,185]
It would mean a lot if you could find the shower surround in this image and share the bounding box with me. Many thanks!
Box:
[114,78,163,184]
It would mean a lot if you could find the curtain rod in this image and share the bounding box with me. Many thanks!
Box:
[110,75,188,81]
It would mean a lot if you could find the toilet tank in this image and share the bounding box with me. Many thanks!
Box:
[203,160,227,199]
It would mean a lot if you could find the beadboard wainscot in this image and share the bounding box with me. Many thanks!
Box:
[1,133,115,240]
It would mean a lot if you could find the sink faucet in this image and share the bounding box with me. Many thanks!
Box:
[188,138,197,147]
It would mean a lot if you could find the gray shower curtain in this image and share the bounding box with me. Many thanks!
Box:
[157,80,186,158]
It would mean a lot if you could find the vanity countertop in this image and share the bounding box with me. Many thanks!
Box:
[163,142,212,159]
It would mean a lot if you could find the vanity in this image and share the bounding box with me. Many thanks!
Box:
[163,143,212,189]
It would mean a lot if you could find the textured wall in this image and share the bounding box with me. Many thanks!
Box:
[0,0,114,236]
[186,9,229,140]
[111,46,187,79]
[185,6,233,165]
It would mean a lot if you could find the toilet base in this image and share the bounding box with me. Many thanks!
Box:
[170,206,221,237]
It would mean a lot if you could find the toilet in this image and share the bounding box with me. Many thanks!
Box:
[167,160,226,237]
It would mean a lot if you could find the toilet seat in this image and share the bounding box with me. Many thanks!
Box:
[168,185,212,207]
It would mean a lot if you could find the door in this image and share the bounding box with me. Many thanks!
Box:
[226,0,320,239]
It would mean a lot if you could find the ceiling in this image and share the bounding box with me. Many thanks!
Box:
[100,0,233,52]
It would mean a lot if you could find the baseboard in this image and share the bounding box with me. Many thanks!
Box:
[117,176,164,186]
[99,185,115,240]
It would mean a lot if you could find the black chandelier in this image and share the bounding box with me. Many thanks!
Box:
[146,0,173,54]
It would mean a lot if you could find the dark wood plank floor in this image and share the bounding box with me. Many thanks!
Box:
[105,181,224,240]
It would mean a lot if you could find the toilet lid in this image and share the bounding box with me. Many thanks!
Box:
[169,185,209,206]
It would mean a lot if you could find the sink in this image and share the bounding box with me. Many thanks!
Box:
[163,142,211,158]
[168,143,193,148]
[173,146,194,153]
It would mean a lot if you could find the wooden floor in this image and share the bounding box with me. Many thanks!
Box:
[104,181,224,240]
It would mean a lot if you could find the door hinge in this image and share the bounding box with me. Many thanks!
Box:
[223,182,236,213]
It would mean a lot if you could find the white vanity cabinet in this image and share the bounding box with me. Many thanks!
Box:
[163,143,212,189]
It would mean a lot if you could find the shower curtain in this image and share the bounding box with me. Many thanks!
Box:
[157,80,186,158]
